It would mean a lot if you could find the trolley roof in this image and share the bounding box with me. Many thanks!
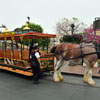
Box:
[0,31,56,40]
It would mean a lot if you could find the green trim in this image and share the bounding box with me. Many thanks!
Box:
[40,60,54,66]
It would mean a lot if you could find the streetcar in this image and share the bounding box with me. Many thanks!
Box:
[0,24,56,76]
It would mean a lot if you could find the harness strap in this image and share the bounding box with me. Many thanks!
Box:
[80,43,84,65]
[93,42,100,59]
[56,43,98,66]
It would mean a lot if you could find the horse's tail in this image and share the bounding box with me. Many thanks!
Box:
[50,46,57,53]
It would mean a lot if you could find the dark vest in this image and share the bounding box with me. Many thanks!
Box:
[30,51,39,65]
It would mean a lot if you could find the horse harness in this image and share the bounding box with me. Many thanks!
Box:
[93,42,100,59]
[58,42,100,64]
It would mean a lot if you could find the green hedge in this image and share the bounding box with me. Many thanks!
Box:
[60,34,83,43]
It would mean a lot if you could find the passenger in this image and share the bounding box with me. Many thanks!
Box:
[30,45,41,84]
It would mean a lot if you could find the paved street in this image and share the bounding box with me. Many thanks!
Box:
[0,69,100,100]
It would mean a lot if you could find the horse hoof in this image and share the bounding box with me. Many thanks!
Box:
[53,78,60,82]
[83,80,88,83]
[59,77,64,81]
[87,81,96,86]
[83,78,88,83]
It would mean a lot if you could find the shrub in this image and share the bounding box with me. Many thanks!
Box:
[61,34,83,43]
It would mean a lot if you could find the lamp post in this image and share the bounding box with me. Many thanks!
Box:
[71,24,75,42]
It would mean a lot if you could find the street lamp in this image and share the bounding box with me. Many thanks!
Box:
[71,24,75,35]
[71,24,75,42]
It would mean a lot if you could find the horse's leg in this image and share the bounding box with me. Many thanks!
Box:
[84,61,96,85]
[87,68,95,85]
[53,59,65,82]
[83,59,89,82]
[57,68,64,81]
[83,66,88,83]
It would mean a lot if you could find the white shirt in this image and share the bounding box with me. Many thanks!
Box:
[30,52,40,59]
[35,52,40,58]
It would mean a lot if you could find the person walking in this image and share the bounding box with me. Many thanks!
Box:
[30,45,41,84]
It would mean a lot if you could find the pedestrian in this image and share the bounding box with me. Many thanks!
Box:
[30,45,41,84]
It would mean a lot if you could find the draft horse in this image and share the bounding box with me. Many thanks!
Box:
[51,42,99,85]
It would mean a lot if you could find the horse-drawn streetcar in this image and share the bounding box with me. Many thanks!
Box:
[1,17,100,86]
[0,29,56,76]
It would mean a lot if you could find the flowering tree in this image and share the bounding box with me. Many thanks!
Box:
[56,17,86,36]
[84,24,100,43]
[84,24,94,41]
[55,17,86,43]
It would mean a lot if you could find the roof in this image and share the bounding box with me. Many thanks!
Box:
[0,32,56,40]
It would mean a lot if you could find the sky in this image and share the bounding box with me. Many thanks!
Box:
[0,0,100,34]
